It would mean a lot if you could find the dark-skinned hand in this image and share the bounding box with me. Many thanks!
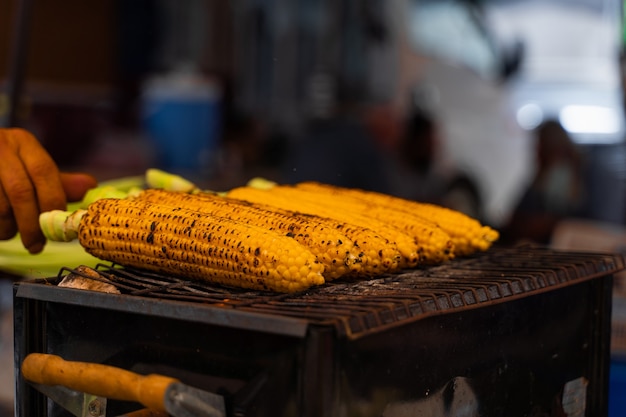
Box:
[0,128,97,253]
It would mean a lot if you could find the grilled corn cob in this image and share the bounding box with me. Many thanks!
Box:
[244,183,452,264]
[296,181,498,256]
[226,185,419,270]
[74,198,326,293]
[133,189,362,280]
[266,183,455,263]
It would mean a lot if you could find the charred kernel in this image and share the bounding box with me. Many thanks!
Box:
[135,189,362,280]
[226,186,402,276]
[78,198,325,293]
[286,182,453,264]
[297,181,495,257]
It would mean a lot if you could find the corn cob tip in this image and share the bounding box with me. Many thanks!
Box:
[80,185,129,208]
[247,177,278,190]
[39,209,86,242]
[126,186,145,199]
[199,190,229,197]
[145,168,199,193]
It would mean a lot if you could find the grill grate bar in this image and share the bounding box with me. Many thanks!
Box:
[49,246,625,338]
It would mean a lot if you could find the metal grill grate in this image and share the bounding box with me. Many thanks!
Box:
[51,245,625,338]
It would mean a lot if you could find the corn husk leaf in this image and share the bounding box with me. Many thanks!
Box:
[0,236,100,279]
[0,175,145,279]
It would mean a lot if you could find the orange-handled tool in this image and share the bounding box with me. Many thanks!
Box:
[22,353,226,417]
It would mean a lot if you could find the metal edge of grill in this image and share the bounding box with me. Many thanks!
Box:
[15,245,626,339]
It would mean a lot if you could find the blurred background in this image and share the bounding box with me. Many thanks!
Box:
[1,0,626,415]
[1,0,626,230]
[1,0,626,229]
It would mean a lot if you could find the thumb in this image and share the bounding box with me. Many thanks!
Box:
[60,172,99,202]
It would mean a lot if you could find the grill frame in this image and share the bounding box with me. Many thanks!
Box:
[13,245,622,416]
[15,245,624,339]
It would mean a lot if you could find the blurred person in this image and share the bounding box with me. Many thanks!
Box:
[502,120,586,245]
[0,128,97,254]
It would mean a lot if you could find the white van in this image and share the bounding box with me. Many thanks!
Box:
[485,0,626,224]
[384,0,534,226]
[486,0,625,145]
[231,0,535,227]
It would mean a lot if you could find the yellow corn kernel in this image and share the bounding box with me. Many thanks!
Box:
[133,189,362,280]
[225,186,405,275]
[226,186,418,270]
[297,181,498,256]
[286,183,454,263]
[396,202,499,255]
[78,198,325,293]
[259,184,451,265]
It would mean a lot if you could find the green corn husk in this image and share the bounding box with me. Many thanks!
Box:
[0,175,146,279]
[0,171,209,279]
[0,236,101,279]
[145,168,198,192]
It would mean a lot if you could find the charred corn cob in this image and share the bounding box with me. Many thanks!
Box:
[226,185,419,270]
[355,210,454,264]
[133,189,362,280]
[296,181,498,256]
[268,183,455,263]
[246,183,452,264]
[72,198,326,293]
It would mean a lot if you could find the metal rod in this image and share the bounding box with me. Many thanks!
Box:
[2,0,35,127]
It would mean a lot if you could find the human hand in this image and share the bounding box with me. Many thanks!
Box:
[0,128,97,253]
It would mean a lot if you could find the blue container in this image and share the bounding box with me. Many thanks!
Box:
[142,73,221,180]
[609,358,626,417]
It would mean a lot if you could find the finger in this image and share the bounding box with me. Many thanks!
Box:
[0,130,43,250]
[0,183,18,241]
[60,172,98,202]
[0,129,62,252]
[13,130,66,213]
